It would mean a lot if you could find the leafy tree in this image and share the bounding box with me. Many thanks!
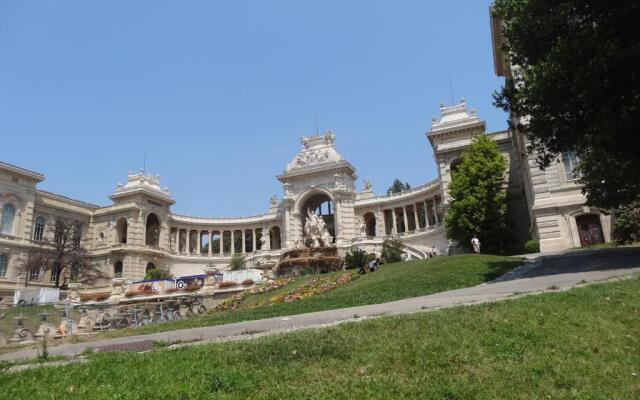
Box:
[387,179,411,195]
[144,267,172,280]
[492,0,640,209]
[19,218,108,288]
[344,248,372,270]
[228,254,245,271]
[612,201,640,245]
[445,135,507,254]
[382,238,404,263]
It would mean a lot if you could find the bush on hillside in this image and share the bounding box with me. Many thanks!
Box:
[524,240,540,253]
[613,200,640,244]
[382,238,404,263]
[344,248,372,270]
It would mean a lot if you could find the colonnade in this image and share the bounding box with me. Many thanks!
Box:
[170,227,281,256]
[380,196,442,236]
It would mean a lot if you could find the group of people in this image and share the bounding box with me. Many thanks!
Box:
[356,235,482,275]
[358,256,385,274]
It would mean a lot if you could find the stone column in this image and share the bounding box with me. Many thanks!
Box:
[219,231,224,255]
[424,201,431,228]
[264,226,271,250]
[196,231,201,254]
[433,200,440,225]
[391,209,397,235]
[230,230,235,254]
[413,205,420,231]
[184,230,189,254]
[241,230,246,253]
[402,207,409,233]
[252,229,256,253]
[208,231,212,256]
[376,209,384,237]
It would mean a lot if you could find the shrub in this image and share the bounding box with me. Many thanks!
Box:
[218,281,238,288]
[382,238,404,263]
[144,268,172,280]
[241,279,255,286]
[228,254,246,271]
[524,240,540,253]
[613,200,640,244]
[344,248,372,269]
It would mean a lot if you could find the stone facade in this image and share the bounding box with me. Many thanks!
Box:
[0,96,612,303]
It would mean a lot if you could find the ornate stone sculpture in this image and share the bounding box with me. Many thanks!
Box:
[362,180,372,192]
[304,209,333,248]
[359,216,366,236]
[260,232,267,247]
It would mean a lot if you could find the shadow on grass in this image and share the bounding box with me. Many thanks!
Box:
[483,259,525,281]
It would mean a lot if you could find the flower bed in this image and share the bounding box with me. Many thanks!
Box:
[214,278,294,312]
[259,272,358,307]
[214,273,359,313]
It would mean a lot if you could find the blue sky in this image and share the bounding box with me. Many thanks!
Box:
[0,0,505,216]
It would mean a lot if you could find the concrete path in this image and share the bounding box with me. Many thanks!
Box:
[2,247,639,363]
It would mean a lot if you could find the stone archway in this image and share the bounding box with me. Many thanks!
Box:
[300,192,335,246]
[575,214,604,247]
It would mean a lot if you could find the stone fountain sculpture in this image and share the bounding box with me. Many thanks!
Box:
[304,209,333,248]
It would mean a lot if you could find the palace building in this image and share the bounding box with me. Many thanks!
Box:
[0,97,612,303]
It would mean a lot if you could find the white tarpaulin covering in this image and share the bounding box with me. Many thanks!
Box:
[223,269,263,283]
[13,288,60,305]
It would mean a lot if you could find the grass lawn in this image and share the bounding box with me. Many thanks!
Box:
[0,305,79,339]
[92,254,522,338]
[1,276,638,399]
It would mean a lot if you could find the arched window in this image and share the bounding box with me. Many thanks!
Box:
[114,261,123,278]
[145,214,160,246]
[363,212,376,237]
[33,216,45,241]
[1,204,15,234]
[0,254,7,277]
[116,218,128,244]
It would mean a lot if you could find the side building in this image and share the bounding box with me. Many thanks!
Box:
[490,11,612,252]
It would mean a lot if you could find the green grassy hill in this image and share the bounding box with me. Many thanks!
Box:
[2,275,638,399]
[97,254,522,338]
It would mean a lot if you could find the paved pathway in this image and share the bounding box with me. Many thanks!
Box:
[2,248,639,362]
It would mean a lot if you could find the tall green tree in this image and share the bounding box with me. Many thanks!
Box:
[387,179,411,195]
[492,0,640,209]
[445,135,507,254]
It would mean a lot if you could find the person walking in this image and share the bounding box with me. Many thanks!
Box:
[471,235,481,254]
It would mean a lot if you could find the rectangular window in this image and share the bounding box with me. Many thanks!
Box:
[73,225,82,248]
[0,255,7,277]
[50,266,58,283]
[30,267,40,280]
[33,217,45,241]
[562,151,580,181]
